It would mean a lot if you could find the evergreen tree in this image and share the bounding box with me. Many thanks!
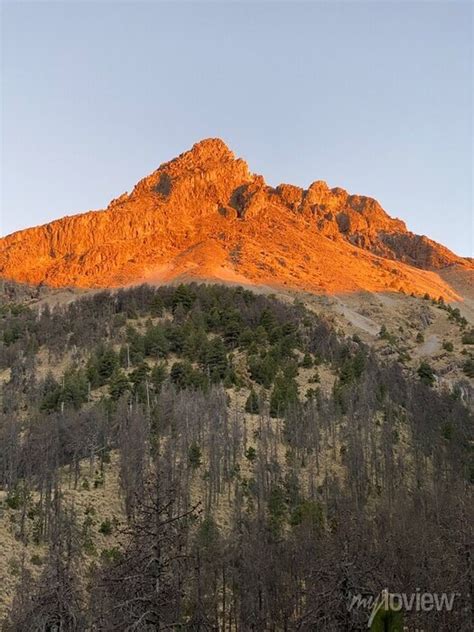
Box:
[151,362,168,391]
[417,361,435,387]
[62,367,88,409]
[188,441,202,469]
[144,324,169,358]
[201,338,228,382]
[172,284,196,312]
[245,389,260,414]
[40,372,62,412]
[270,372,299,417]
[150,294,164,317]
[109,368,130,401]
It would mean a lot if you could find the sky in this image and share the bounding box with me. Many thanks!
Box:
[1,1,472,256]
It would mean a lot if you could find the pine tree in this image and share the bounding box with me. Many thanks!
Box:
[417,361,435,387]
[245,389,260,414]
[188,441,202,469]
[109,368,130,400]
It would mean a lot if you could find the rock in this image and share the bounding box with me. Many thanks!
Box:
[0,138,470,299]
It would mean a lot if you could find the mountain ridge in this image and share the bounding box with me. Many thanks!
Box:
[1,138,471,299]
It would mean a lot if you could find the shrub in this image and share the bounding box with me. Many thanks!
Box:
[447,306,468,327]
[442,341,454,352]
[442,423,454,441]
[379,325,396,345]
[462,330,474,345]
[99,518,113,536]
[5,490,20,510]
[397,351,411,363]
[417,361,435,387]
[245,446,257,462]
[7,558,20,576]
[289,499,323,530]
[462,358,474,378]
[100,547,122,563]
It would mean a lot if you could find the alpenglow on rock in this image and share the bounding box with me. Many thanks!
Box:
[0,138,471,299]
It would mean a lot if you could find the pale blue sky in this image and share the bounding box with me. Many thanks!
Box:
[1,1,472,255]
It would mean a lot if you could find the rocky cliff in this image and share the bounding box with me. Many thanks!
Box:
[0,138,471,299]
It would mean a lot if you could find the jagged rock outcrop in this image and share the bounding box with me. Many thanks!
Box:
[0,138,471,299]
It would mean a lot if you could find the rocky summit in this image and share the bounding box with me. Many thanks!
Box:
[0,138,471,299]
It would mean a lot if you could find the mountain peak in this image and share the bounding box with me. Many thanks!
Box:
[125,138,252,201]
[0,141,471,297]
[160,137,242,175]
[188,137,235,159]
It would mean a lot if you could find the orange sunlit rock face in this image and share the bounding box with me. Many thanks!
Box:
[0,138,471,299]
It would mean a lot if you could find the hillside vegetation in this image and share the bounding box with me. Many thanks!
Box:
[0,283,472,630]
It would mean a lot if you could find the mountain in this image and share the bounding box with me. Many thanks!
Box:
[0,142,473,629]
[0,138,471,299]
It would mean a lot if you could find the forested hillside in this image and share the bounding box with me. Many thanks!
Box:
[0,284,472,630]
